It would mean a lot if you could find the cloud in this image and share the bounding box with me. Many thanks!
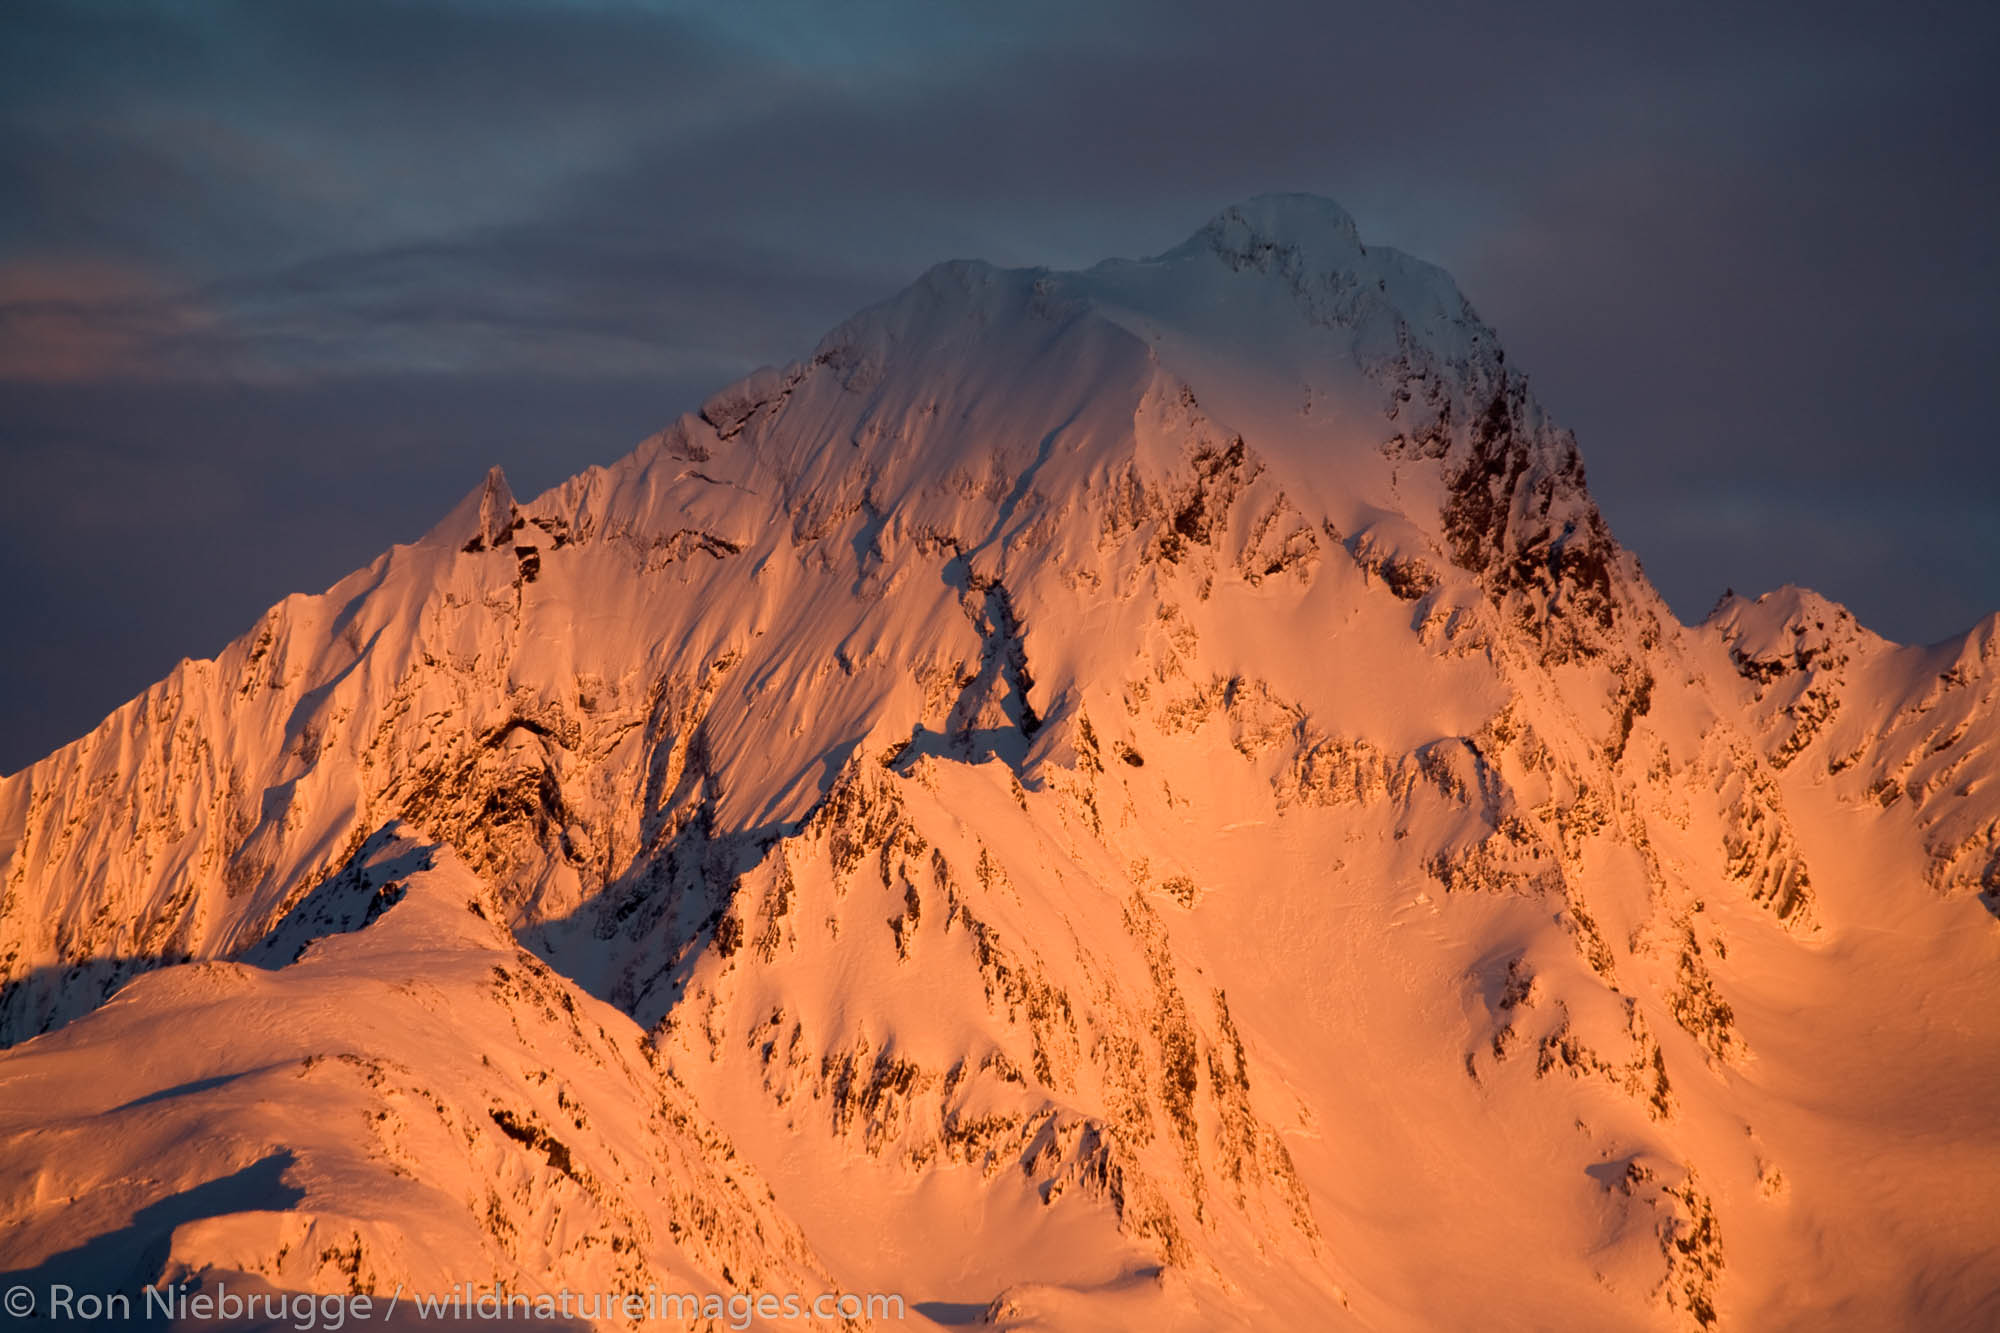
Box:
[0,259,218,381]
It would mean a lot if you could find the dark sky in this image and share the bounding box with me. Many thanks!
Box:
[3,0,1997,774]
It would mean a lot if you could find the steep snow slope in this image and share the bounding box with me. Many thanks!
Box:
[1706,585,2000,903]
[2,195,1996,1331]
[0,829,851,1328]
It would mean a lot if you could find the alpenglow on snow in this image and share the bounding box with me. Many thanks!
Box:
[2,195,1997,1333]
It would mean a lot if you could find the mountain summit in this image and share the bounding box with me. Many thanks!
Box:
[2,198,1996,1331]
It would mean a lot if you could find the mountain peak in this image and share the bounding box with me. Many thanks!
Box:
[8,197,1998,1333]
[1705,584,1884,656]
[1185,192,1365,261]
[424,463,519,552]
[1105,191,1490,391]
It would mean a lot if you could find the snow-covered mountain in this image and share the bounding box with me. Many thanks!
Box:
[3,195,1996,1331]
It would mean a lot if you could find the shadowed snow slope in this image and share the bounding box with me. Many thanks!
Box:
[3,195,1997,1332]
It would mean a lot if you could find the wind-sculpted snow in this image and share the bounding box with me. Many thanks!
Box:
[0,831,854,1326]
[2,195,1997,1331]
[1708,586,2000,905]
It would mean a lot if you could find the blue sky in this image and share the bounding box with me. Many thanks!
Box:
[3,0,1997,771]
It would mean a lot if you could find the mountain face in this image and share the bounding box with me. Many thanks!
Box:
[3,194,1997,1332]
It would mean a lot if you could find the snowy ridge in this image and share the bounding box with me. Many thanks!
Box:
[1706,586,2000,902]
[3,196,1998,1331]
[0,829,845,1322]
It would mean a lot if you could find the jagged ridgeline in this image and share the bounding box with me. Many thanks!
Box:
[3,195,1997,1332]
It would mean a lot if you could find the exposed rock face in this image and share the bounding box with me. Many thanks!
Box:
[2,195,1996,1332]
